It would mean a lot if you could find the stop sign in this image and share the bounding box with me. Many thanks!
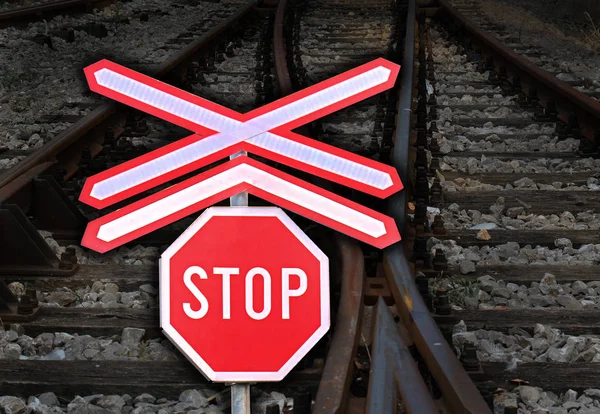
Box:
[160,206,330,382]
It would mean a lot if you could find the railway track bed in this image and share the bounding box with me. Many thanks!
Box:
[1,0,600,412]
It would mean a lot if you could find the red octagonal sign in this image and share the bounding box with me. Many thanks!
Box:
[160,207,330,382]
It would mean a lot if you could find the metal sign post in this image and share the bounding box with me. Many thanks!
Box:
[229,149,250,413]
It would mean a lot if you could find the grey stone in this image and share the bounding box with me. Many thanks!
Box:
[178,389,208,408]
[576,345,600,362]
[572,281,588,295]
[529,294,556,307]
[139,284,158,295]
[4,343,21,359]
[452,332,477,348]
[562,401,581,409]
[540,273,560,295]
[10,324,25,336]
[556,295,584,309]
[34,333,55,354]
[37,393,59,407]
[47,291,77,306]
[563,389,578,402]
[41,349,66,361]
[491,287,512,299]
[492,297,508,306]
[506,207,525,218]
[581,299,596,309]
[497,242,520,259]
[0,396,26,414]
[537,392,556,409]
[577,395,593,405]
[26,400,59,414]
[547,344,576,362]
[476,289,491,302]
[518,385,540,406]
[459,260,476,274]
[91,281,104,293]
[134,394,156,404]
[8,282,25,297]
[82,395,103,404]
[477,275,498,293]
[464,297,479,309]
[567,336,588,352]
[99,342,129,359]
[96,395,125,411]
[54,332,74,347]
[507,299,524,308]
[555,238,573,249]
[104,283,119,294]
[121,328,145,349]
[100,293,118,304]
[4,329,19,342]
[453,320,467,334]
[531,337,550,354]
[584,389,600,398]
[83,349,100,359]
[17,335,36,356]
[579,409,600,414]
[478,339,495,354]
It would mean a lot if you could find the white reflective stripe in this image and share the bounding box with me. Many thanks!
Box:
[95,69,241,131]
[91,131,248,200]
[245,166,387,237]
[97,167,241,241]
[239,66,392,131]
[247,132,393,189]
[96,164,387,242]
[90,66,393,200]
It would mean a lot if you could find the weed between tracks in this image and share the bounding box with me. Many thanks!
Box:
[480,0,585,45]
[429,277,480,308]
[581,12,600,52]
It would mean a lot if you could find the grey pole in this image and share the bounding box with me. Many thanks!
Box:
[229,150,251,413]
[230,151,248,206]
[231,383,251,413]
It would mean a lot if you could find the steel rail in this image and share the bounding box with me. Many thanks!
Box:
[438,0,600,143]
[0,0,114,26]
[366,298,438,414]
[312,234,365,414]
[388,0,416,232]
[0,0,258,201]
[272,2,365,411]
[383,246,492,413]
[384,0,492,412]
[273,0,293,96]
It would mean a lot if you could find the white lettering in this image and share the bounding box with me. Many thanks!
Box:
[213,267,239,319]
[245,267,271,320]
[183,266,209,319]
[282,268,308,319]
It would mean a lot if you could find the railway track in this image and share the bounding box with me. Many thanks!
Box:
[1,0,600,413]
[0,0,119,28]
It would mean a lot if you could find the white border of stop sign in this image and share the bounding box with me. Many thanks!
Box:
[159,206,330,382]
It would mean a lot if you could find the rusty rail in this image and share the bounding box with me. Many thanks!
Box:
[0,0,258,202]
[383,245,492,413]
[272,2,365,410]
[366,298,438,413]
[313,234,364,414]
[273,0,293,96]
[438,0,600,144]
[382,0,492,412]
[0,0,115,27]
